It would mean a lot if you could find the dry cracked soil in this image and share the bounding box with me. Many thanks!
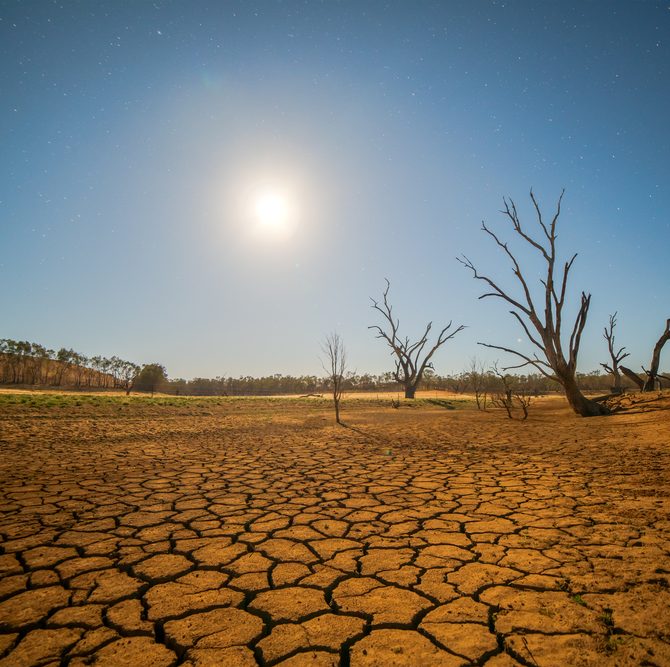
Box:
[0,392,669,666]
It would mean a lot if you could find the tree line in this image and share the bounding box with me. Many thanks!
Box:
[0,340,139,393]
[0,337,653,396]
[139,367,657,396]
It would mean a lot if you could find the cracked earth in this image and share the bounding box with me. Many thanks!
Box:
[0,394,669,666]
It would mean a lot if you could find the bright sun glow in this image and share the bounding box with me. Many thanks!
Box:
[249,187,298,241]
[255,192,288,228]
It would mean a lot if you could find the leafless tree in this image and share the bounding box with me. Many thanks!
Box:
[490,363,514,419]
[369,279,465,399]
[490,362,532,420]
[621,318,670,391]
[467,357,489,410]
[321,333,347,424]
[458,190,609,417]
[600,312,629,393]
[515,390,532,420]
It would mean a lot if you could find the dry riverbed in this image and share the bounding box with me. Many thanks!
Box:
[0,392,669,666]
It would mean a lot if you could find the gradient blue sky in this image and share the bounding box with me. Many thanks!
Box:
[2,1,669,379]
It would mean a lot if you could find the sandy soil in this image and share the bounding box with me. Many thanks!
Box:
[0,392,669,666]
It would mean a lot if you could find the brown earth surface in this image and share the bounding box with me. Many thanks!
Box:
[0,392,669,666]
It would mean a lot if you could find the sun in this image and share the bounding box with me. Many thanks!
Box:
[255,191,288,228]
[250,188,297,240]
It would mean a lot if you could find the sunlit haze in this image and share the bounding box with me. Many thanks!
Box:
[2,1,668,379]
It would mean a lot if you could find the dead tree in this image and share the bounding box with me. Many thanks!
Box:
[369,279,464,399]
[490,363,514,419]
[468,357,489,410]
[621,318,670,392]
[489,363,531,420]
[600,312,629,393]
[458,190,609,417]
[321,333,347,424]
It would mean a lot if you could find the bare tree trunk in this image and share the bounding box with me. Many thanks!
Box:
[643,318,670,391]
[620,365,644,390]
[516,394,530,420]
[561,374,609,417]
[500,396,513,419]
[405,385,416,399]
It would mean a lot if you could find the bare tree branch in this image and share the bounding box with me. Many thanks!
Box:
[568,292,591,370]
[456,255,532,315]
[477,342,554,379]
[509,311,545,352]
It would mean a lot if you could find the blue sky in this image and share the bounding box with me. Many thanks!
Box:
[2,1,668,378]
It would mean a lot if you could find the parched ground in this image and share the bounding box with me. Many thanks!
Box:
[0,392,669,666]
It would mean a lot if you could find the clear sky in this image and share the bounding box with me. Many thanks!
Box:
[2,1,668,379]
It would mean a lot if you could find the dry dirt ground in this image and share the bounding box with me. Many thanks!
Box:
[0,392,669,667]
